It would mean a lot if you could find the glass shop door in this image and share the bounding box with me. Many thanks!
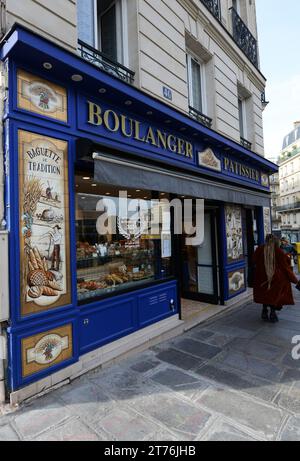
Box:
[181,210,219,304]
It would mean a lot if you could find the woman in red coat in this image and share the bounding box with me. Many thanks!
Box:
[253,234,299,323]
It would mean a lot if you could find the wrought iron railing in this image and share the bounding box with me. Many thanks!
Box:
[189,106,213,129]
[276,202,300,212]
[200,0,221,21]
[78,40,135,85]
[240,137,252,150]
[230,8,258,68]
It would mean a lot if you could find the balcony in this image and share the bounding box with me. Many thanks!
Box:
[189,106,213,129]
[276,202,300,212]
[78,40,135,85]
[230,8,258,68]
[240,137,252,150]
[200,0,221,21]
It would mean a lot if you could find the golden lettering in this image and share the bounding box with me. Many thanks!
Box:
[103,110,120,132]
[145,127,158,146]
[157,130,167,149]
[134,120,146,142]
[185,142,193,159]
[120,115,134,138]
[167,135,177,153]
[87,101,102,126]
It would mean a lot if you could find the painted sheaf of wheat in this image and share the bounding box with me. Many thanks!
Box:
[23,177,43,217]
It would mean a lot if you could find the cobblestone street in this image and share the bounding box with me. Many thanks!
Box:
[1,291,300,441]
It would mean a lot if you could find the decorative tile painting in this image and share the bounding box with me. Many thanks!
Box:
[228,269,246,296]
[225,205,244,263]
[22,324,73,378]
[18,130,71,316]
[17,69,68,122]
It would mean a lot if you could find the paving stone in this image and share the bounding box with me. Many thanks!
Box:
[0,424,20,441]
[35,418,101,441]
[54,379,114,422]
[198,388,285,440]
[276,386,300,415]
[279,416,300,441]
[208,324,256,339]
[186,330,215,342]
[227,338,285,362]
[130,359,161,373]
[195,364,278,402]
[94,408,165,441]
[172,338,222,360]
[150,367,202,389]
[282,352,300,370]
[88,366,159,401]
[13,395,72,439]
[214,350,282,382]
[205,334,233,348]
[200,420,258,441]
[155,349,202,371]
[280,367,300,390]
[132,393,211,438]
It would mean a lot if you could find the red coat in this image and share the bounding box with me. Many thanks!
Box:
[253,245,298,307]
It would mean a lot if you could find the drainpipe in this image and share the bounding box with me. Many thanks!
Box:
[0,324,6,403]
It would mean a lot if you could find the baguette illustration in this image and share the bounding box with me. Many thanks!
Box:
[29,249,39,270]
[34,247,44,270]
[42,257,48,272]
[42,286,59,297]
[28,261,35,272]
[48,280,63,291]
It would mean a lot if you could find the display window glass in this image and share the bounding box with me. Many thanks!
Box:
[75,173,173,303]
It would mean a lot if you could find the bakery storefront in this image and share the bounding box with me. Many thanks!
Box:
[0,27,277,396]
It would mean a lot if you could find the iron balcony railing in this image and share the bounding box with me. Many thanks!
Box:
[230,7,258,68]
[200,0,221,21]
[189,106,213,129]
[240,137,252,150]
[276,202,300,212]
[78,40,135,85]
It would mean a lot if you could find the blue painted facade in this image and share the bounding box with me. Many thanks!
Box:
[0,26,278,392]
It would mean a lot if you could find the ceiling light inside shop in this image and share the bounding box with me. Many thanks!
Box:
[91,184,97,187]
[146,111,153,116]
[125,100,133,106]
[72,74,83,82]
[43,62,53,70]
[82,177,91,180]
[99,88,107,94]
[165,120,171,124]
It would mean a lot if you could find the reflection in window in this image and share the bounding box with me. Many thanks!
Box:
[75,176,173,303]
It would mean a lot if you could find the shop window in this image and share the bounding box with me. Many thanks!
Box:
[77,0,128,65]
[187,54,206,115]
[75,175,173,304]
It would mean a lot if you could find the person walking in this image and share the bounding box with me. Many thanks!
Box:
[253,234,300,323]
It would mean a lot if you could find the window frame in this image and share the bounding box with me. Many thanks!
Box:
[92,0,129,65]
[186,52,207,116]
[238,97,247,140]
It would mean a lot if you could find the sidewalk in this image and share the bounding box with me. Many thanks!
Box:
[1,291,300,441]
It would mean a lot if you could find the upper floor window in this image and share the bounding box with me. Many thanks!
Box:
[232,0,240,14]
[187,54,206,115]
[77,0,128,65]
[238,98,246,139]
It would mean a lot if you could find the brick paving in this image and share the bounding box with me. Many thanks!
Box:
[1,290,300,441]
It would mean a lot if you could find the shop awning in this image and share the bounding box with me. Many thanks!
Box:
[93,153,271,207]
